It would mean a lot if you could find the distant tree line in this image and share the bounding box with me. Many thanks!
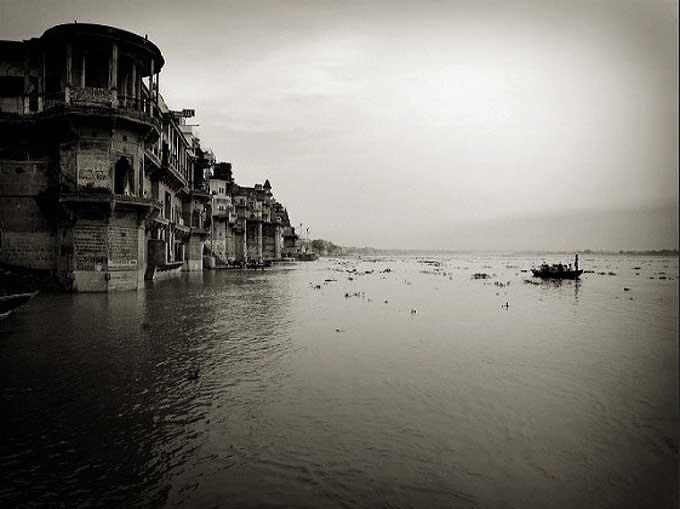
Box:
[307,243,679,257]
[310,239,344,256]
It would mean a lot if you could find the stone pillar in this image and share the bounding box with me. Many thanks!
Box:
[257,222,263,263]
[38,50,45,112]
[80,52,86,87]
[131,62,137,108]
[23,46,30,114]
[274,225,281,260]
[110,43,118,107]
[149,58,155,115]
[65,42,72,105]
[155,71,159,104]
[243,219,248,263]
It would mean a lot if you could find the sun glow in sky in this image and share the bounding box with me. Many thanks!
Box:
[1,0,677,249]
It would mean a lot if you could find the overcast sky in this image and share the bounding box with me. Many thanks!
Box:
[1,0,677,250]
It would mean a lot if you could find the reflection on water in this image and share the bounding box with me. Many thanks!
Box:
[1,256,678,508]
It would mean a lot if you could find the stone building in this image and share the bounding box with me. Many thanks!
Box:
[0,23,213,291]
[206,167,298,265]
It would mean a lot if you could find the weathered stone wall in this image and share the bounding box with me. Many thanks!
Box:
[0,159,57,269]
[233,228,245,261]
[147,238,166,266]
[70,127,144,195]
[69,215,143,292]
[262,223,276,260]
[210,220,227,261]
[185,236,203,271]
[246,222,260,260]
[225,223,236,261]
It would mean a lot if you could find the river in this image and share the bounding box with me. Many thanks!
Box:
[1,254,678,508]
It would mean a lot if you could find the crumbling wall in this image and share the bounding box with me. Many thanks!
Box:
[0,159,57,269]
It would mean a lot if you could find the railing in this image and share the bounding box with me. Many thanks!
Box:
[70,87,112,106]
[42,87,161,125]
[43,91,65,110]
[161,145,188,187]
[118,95,145,112]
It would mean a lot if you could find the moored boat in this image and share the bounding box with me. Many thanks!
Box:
[0,291,38,320]
[297,252,319,262]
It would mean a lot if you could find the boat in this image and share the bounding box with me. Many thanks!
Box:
[276,257,297,265]
[0,291,38,320]
[297,252,319,262]
[531,254,583,280]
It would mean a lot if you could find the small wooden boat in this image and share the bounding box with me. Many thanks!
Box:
[0,291,38,319]
[531,266,583,280]
[297,252,319,262]
[531,254,583,280]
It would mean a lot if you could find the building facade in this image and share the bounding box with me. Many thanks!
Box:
[0,23,225,291]
[206,168,298,266]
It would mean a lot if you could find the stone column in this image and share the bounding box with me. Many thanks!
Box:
[131,62,137,108]
[80,52,86,87]
[274,225,281,260]
[65,42,72,105]
[257,222,263,263]
[109,43,118,107]
[23,46,30,114]
[149,58,155,116]
[155,71,159,104]
[38,50,45,112]
[243,219,248,263]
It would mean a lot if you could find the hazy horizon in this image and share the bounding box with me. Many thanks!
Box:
[1,0,677,250]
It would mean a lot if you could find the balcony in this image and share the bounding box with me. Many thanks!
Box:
[40,87,162,139]
[149,145,187,190]
[59,189,162,217]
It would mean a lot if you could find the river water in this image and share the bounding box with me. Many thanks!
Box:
[1,254,678,508]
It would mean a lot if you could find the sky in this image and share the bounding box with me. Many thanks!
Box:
[1,0,677,250]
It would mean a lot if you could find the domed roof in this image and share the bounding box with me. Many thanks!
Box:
[41,23,164,76]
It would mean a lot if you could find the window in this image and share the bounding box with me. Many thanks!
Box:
[164,192,171,219]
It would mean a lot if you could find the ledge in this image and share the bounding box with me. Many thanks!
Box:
[60,192,162,214]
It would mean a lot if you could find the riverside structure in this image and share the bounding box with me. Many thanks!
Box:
[0,23,299,292]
